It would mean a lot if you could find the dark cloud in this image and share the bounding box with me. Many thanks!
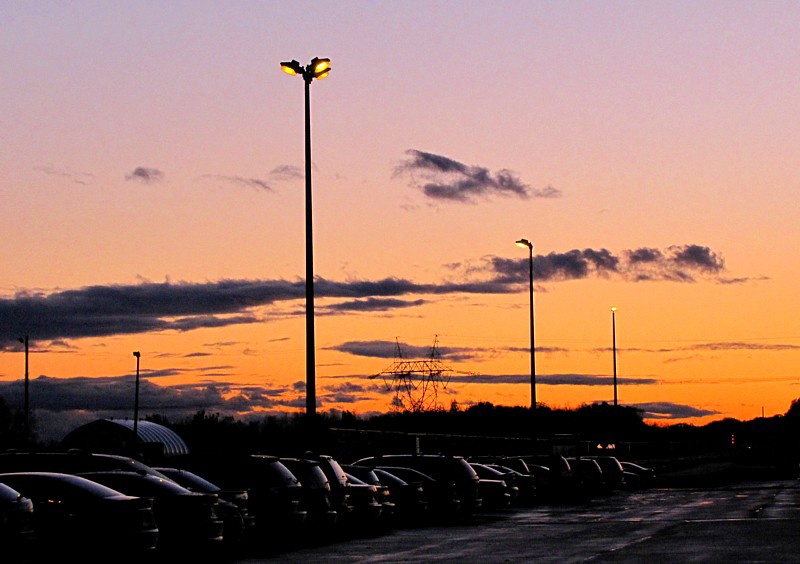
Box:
[506,346,570,354]
[0,242,736,347]
[595,342,800,354]
[125,167,164,183]
[716,276,770,285]
[323,382,387,395]
[323,298,427,313]
[334,371,658,387]
[0,374,308,440]
[201,174,271,192]
[326,340,482,362]
[319,381,385,404]
[394,149,560,203]
[269,165,303,180]
[446,373,659,386]
[328,340,568,363]
[629,402,720,419]
[0,375,304,416]
[686,342,800,351]
[486,244,727,284]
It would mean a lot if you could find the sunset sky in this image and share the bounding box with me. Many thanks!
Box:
[2,1,799,440]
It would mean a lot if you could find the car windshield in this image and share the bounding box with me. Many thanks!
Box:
[80,472,191,496]
[283,460,329,489]
[373,469,407,487]
[0,481,23,502]
[322,458,348,486]
[0,472,129,499]
[157,468,220,493]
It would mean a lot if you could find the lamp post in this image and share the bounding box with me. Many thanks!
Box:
[611,307,618,406]
[516,239,536,409]
[17,335,29,435]
[133,351,141,438]
[280,57,331,417]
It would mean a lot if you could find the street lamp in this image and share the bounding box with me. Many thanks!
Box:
[516,239,536,409]
[133,351,141,438]
[17,336,29,435]
[611,307,618,406]
[280,57,332,417]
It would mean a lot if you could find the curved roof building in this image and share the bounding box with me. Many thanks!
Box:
[62,418,189,458]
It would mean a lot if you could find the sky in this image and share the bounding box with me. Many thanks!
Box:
[2,1,799,440]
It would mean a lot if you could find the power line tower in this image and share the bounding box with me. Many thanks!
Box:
[372,336,453,412]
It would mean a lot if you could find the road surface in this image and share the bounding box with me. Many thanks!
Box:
[257,480,800,562]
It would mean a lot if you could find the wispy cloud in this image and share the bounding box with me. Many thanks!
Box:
[34,165,95,185]
[446,373,659,386]
[327,340,465,360]
[686,342,800,351]
[593,342,800,355]
[125,167,164,184]
[321,381,389,404]
[201,174,272,192]
[629,401,720,419]
[328,340,568,362]
[394,149,560,203]
[322,298,427,313]
[331,371,658,387]
[269,165,303,180]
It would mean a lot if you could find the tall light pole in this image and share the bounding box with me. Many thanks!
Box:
[280,57,331,417]
[133,351,141,438]
[516,239,536,409]
[17,335,29,435]
[611,307,618,406]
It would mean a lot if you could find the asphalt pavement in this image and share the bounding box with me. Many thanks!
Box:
[254,480,800,563]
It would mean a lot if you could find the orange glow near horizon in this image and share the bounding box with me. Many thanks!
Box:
[2,3,800,441]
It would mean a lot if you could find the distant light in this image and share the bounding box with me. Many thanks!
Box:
[516,238,532,249]
[315,71,330,80]
[611,307,617,312]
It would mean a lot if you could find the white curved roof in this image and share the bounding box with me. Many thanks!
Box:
[105,418,189,456]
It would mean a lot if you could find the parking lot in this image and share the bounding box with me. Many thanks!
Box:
[264,480,800,562]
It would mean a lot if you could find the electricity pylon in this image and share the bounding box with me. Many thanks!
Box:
[372,336,454,412]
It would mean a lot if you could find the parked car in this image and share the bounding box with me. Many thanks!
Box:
[303,454,354,524]
[78,470,224,549]
[469,463,517,508]
[585,456,626,489]
[280,457,338,532]
[154,466,254,545]
[567,457,607,497]
[373,465,457,519]
[0,472,158,555]
[342,473,384,527]
[371,468,428,523]
[176,454,306,538]
[342,465,395,522]
[0,481,34,558]
[0,451,170,479]
[522,455,582,502]
[483,464,538,505]
[353,454,481,515]
[620,462,656,487]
